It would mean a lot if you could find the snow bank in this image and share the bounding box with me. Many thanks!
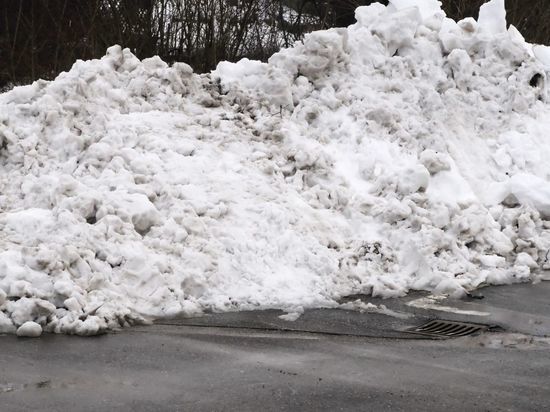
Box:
[1,0,550,336]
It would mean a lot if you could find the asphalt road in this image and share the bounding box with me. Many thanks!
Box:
[1,282,550,411]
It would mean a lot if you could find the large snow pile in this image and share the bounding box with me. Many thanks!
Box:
[1,0,550,336]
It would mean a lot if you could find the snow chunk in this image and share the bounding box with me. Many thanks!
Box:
[478,0,506,35]
[507,174,550,218]
[388,0,442,21]
[100,192,162,235]
[8,298,56,326]
[16,321,42,337]
[447,49,474,91]
[534,45,550,70]
[0,288,6,306]
[1,208,55,235]
[0,312,15,334]
[397,165,430,195]
[216,59,293,109]
[420,150,451,175]
[515,252,538,269]
[278,311,302,322]
[354,3,387,28]
[372,6,421,55]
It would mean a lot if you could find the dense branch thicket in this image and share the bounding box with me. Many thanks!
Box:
[1,0,550,88]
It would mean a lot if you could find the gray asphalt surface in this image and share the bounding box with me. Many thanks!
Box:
[1,282,550,411]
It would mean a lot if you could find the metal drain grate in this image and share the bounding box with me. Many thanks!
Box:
[406,320,489,338]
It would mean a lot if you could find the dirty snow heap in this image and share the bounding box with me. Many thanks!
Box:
[1,0,550,336]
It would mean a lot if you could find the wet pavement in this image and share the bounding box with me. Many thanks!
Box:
[162,280,550,338]
[1,281,550,411]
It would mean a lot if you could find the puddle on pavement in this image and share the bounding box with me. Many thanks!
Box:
[459,333,550,350]
[0,379,78,394]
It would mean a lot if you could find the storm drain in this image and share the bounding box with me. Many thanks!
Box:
[406,320,489,339]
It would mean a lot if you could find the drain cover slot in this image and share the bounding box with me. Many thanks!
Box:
[407,320,489,338]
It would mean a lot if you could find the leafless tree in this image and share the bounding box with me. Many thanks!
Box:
[1,0,550,88]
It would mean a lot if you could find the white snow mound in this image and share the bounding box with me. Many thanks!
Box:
[1,0,550,335]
